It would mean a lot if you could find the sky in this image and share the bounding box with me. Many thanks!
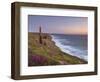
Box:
[28,15,88,35]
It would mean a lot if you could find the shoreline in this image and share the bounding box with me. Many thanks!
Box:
[28,32,87,66]
[50,35,87,63]
[51,34,87,62]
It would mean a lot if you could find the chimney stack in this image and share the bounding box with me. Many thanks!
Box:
[39,26,42,44]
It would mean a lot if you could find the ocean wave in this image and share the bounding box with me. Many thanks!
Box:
[51,35,87,61]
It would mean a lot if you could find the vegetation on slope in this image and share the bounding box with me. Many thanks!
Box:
[28,32,87,66]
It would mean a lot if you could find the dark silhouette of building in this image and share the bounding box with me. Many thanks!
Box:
[39,26,42,44]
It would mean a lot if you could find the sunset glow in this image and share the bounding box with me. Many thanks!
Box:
[28,15,88,35]
[63,26,87,35]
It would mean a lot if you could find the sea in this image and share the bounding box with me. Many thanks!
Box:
[51,34,88,61]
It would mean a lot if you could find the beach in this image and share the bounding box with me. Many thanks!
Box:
[28,32,87,66]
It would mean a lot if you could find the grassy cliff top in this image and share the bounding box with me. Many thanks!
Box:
[28,32,87,66]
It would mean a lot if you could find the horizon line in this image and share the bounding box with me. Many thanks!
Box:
[28,31,87,35]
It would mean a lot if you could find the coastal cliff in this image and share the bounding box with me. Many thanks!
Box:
[28,32,87,66]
